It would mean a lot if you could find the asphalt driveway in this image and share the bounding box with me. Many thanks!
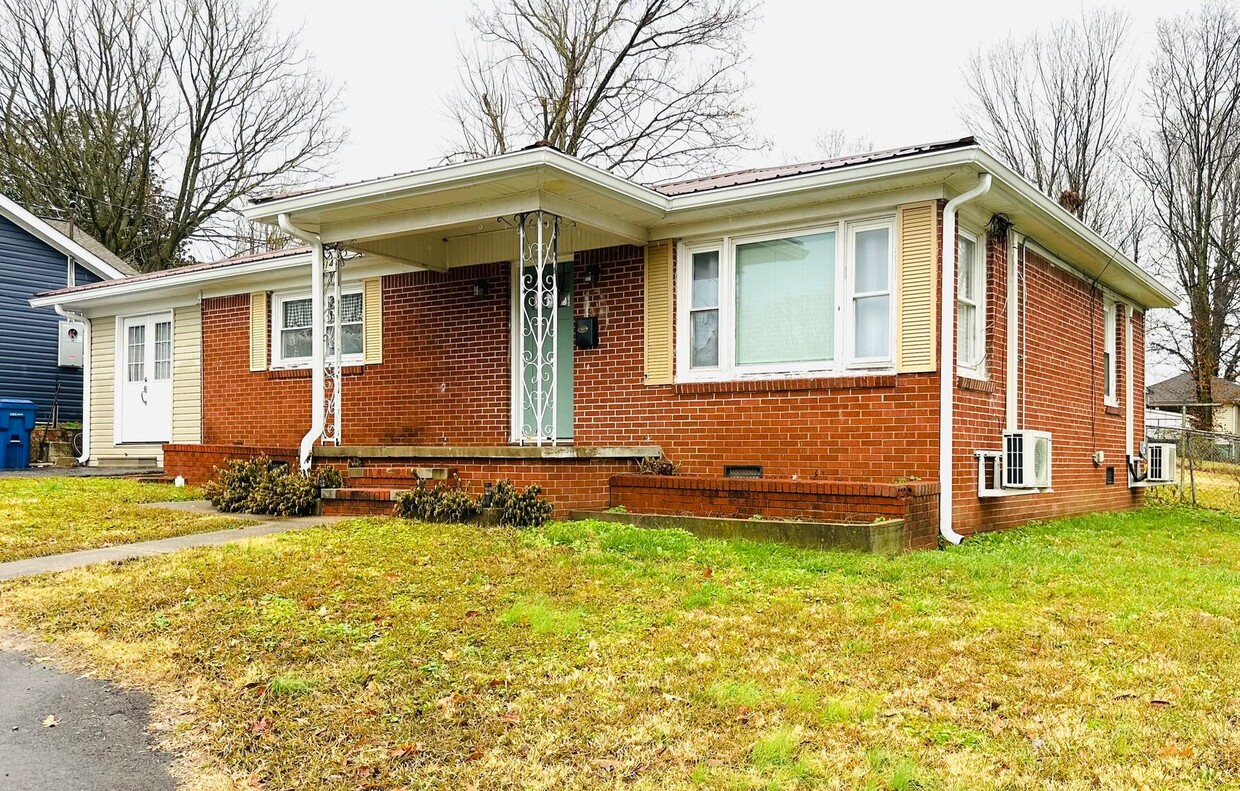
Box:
[0,648,174,790]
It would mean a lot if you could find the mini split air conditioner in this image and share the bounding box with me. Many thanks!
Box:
[1003,430,1052,489]
[1147,442,1178,483]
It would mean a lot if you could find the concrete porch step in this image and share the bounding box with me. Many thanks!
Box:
[338,466,454,488]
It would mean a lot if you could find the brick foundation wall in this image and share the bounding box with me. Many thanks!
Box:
[163,443,299,484]
[609,474,941,550]
[317,457,638,516]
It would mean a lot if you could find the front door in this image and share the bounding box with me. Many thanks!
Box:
[515,260,574,442]
[118,313,173,444]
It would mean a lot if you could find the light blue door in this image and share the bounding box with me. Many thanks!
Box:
[518,261,573,441]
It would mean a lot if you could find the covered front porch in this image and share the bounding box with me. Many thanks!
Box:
[242,146,670,471]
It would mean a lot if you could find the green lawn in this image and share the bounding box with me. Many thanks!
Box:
[2,503,1239,789]
[0,477,246,563]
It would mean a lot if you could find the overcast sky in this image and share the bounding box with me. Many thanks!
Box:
[271,0,1174,186]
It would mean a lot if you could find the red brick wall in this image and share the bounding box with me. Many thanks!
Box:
[950,242,1144,535]
[194,230,1148,535]
[609,474,941,550]
[163,443,299,485]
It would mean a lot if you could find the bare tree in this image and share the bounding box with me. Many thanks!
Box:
[1135,2,1240,423]
[811,128,874,160]
[0,0,344,271]
[960,8,1134,243]
[446,0,758,181]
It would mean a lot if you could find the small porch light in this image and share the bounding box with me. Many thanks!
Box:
[482,482,494,508]
[472,279,491,298]
[579,263,601,287]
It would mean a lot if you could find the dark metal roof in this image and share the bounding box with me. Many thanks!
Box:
[652,137,978,196]
[1146,373,1240,406]
[251,136,979,205]
[35,245,311,298]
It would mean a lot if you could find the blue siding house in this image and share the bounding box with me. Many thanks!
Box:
[0,194,134,423]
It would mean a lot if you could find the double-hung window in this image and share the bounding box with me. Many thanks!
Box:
[956,230,986,377]
[678,217,895,379]
[1103,299,1117,405]
[272,287,364,368]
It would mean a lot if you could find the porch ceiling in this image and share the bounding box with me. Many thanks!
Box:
[245,152,668,271]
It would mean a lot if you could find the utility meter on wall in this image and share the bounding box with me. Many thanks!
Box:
[58,320,85,368]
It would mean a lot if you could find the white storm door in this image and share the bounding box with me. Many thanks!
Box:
[118,314,173,443]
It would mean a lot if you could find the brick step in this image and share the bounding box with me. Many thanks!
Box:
[320,486,403,517]
[336,466,454,488]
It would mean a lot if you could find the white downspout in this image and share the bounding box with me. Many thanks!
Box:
[277,213,325,472]
[55,304,90,465]
[1125,304,1134,462]
[939,173,992,545]
[1005,233,1025,431]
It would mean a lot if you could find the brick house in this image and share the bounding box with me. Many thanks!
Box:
[31,138,1177,547]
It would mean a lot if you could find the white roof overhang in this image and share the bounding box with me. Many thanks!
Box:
[35,143,1179,313]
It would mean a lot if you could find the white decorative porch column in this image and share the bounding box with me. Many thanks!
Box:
[321,244,343,445]
[517,211,560,445]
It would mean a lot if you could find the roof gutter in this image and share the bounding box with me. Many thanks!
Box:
[940,173,992,545]
[277,214,325,473]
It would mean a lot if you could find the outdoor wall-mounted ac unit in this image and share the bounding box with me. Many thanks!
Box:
[1003,430,1052,489]
[1147,442,1178,483]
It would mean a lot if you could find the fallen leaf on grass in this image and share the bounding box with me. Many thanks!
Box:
[250,717,272,734]
[41,715,58,728]
[388,743,423,761]
[1150,699,1173,708]
[1158,744,1194,758]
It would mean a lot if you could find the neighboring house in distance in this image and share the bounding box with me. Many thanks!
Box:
[1146,373,1240,435]
[0,194,135,423]
[32,137,1178,546]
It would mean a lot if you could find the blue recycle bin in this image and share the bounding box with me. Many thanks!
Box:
[0,399,37,469]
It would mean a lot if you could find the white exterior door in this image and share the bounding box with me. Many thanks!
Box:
[118,313,173,443]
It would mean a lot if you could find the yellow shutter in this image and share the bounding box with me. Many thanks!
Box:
[249,292,267,372]
[644,240,674,384]
[896,202,938,373]
[363,277,383,364]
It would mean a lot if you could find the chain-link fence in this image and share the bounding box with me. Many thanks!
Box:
[1146,425,1240,508]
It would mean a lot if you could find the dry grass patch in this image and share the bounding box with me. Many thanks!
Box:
[1,508,1240,789]
[0,477,246,563]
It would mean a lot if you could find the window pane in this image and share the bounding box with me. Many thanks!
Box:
[283,298,312,329]
[958,236,977,300]
[281,327,312,360]
[854,294,890,359]
[154,321,172,381]
[854,227,890,293]
[691,310,719,368]
[958,303,977,365]
[692,251,719,309]
[127,324,145,383]
[735,231,835,365]
[342,323,363,356]
[340,292,363,323]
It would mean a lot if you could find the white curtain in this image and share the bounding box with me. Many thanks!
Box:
[735,231,835,365]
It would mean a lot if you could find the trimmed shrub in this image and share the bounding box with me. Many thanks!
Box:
[203,456,272,513]
[393,482,482,523]
[203,456,325,517]
[316,466,344,490]
[492,479,553,528]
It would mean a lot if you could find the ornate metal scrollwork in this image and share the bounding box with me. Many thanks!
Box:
[517,211,560,445]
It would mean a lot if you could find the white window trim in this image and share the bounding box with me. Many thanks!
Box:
[844,218,897,369]
[675,215,896,382]
[1103,297,1118,406]
[956,228,987,380]
[270,285,364,370]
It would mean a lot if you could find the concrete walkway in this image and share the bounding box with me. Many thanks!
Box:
[0,501,345,581]
[0,646,174,790]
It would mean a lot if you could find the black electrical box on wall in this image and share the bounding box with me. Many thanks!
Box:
[574,316,599,349]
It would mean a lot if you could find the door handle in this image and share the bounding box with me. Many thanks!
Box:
[140,381,148,405]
